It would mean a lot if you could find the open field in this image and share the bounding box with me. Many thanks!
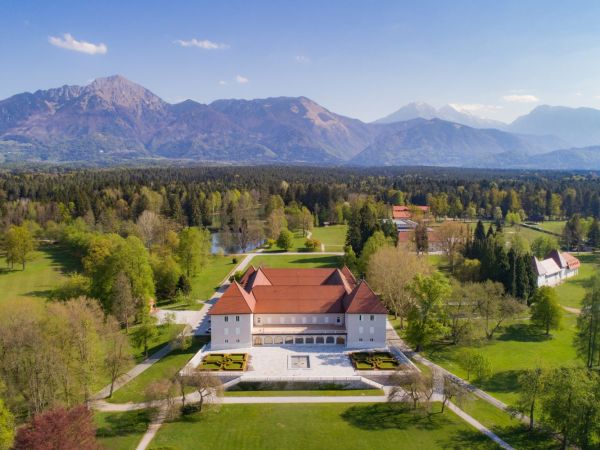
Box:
[554,252,600,308]
[127,323,185,363]
[95,410,152,450]
[424,313,580,405]
[224,389,385,397]
[503,225,550,246]
[0,244,79,306]
[108,337,208,404]
[311,224,348,251]
[250,254,342,269]
[151,403,498,450]
[190,255,238,301]
[534,221,565,235]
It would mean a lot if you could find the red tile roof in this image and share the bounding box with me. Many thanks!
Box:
[210,266,386,315]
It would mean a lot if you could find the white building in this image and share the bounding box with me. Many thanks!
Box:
[209,266,388,350]
[532,250,580,287]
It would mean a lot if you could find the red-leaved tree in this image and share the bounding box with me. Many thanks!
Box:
[14,405,100,450]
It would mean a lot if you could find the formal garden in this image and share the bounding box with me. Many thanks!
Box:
[198,353,249,371]
[350,351,401,370]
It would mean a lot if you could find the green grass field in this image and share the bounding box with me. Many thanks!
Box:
[108,337,208,404]
[224,389,385,397]
[424,313,581,405]
[95,410,152,450]
[534,221,565,235]
[503,226,549,246]
[151,403,498,450]
[311,224,348,251]
[0,244,79,306]
[127,323,185,363]
[250,254,342,269]
[554,252,600,308]
[191,255,238,301]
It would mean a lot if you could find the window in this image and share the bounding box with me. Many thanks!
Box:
[359,338,363,342]
[235,327,240,335]
[257,317,262,324]
[316,336,324,344]
[336,316,341,323]
[274,336,283,344]
[285,337,294,344]
[224,316,229,322]
[224,327,229,335]
[264,336,273,345]
[369,338,374,342]
[369,327,374,335]
[326,336,335,344]
[359,315,363,321]
[236,316,240,322]
[336,336,345,345]
[306,337,314,344]
[224,339,229,343]
[370,315,375,321]
[294,337,304,344]
[236,339,240,343]
[359,326,364,334]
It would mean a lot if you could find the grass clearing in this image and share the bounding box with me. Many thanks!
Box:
[250,253,342,269]
[311,224,348,251]
[151,403,499,449]
[534,221,565,235]
[0,244,79,306]
[424,313,580,405]
[127,323,184,363]
[503,226,550,246]
[554,252,600,308]
[108,337,208,404]
[224,389,385,397]
[95,409,152,450]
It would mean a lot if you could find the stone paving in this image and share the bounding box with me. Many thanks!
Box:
[198,344,389,378]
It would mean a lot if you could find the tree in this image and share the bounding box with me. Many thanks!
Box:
[276,228,294,251]
[3,224,35,270]
[388,370,434,410]
[186,371,224,413]
[151,253,183,301]
[366,246,430,328]
[474,281,525,340]
[177,227,211,278]
[515,366,545,431]
[14,405,100,450]
[49,273,91,301]
[530,286,562,336]
[0,393,14,450]
[358,231,390,275]
[132,314,159,358]
[587,218,600,249]
[406,273,452,351]
[441,374,467,413]
[136,210,163,248]
[540,368,600,450]
[445,282,480,344]
[562,214,585,251]
[414,221,429,254]
[459,349,491,381]
[265,208,287,240]
[111,271,136,332]
[576,275,600,368]
[104,317,134,398]
[531,235,558,259]
[436,222,468,271]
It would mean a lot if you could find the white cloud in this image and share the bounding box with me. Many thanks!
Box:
[218,80,227,85]
[502,94,539,103]
[48,33,107,55]
[575,92,583,97]
[295,55,310,64]
[235,75,249,84]
[174,38,229,50]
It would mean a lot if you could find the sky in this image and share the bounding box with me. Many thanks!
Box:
[2,0,600,122]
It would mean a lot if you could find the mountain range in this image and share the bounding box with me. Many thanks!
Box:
[1,75,600,169]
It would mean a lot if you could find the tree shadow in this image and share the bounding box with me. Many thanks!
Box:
[497,324,550,343]
[340,403,453,432]
[478,370,522,394]
[439,429,498,449]
[287,256,342,268]
[41,244,81,273]
[96,409,152,439]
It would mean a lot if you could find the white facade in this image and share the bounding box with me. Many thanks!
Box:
[210,314,253,350]
[345,313,387,348]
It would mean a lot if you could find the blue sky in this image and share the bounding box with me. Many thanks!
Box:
[2,0,600,122]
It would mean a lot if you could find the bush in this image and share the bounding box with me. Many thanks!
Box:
[304,238,321,251]
[231,257,238,264]
[459,349,492,381]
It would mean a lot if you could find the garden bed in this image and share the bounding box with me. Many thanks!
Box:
[198,353,248,371]
[350,351,400,370]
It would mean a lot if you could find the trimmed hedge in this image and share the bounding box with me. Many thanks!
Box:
[199,353,248,371]
[350,351,400,370]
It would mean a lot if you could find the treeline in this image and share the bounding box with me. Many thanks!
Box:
[2,166,600,230]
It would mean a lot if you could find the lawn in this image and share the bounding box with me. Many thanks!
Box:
[250,254,342,269]
[95,410,152,450]
[503,225,550,246]
[0,244,79,306]
[190,255,238,302]
[534,221,565,235]
[262,230,313,253]
[151,403,498,449]
[459,395,558,450]
[424,313,581,405]
[554,252,600,308]
[224,389,385,397]
[108,337,208,404]
[310,224,348,252]
[127,323,185,363]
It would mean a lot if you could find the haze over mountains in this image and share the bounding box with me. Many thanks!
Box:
[1,75,600,169]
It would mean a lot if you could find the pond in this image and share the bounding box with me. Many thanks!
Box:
[211,232,264,254]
